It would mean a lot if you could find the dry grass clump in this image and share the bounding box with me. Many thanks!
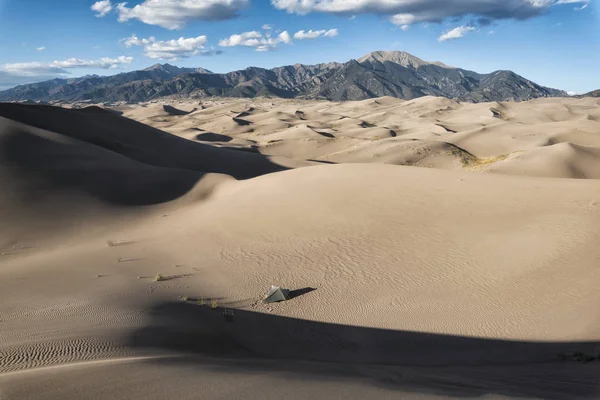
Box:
[447,144,512,170]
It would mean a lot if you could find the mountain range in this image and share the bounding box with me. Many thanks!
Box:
[0,51,567,103]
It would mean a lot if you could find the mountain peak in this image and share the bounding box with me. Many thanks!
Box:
[143,63,179,72]
[142,63,212,74]
[358,51,454,69]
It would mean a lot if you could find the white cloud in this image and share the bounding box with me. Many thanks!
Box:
[438,25,475,41]
[323,28,339,37]
[293,28,338,39]
[0,55,133,87]
[219,28,335,51]
[262,24,273,30]
[272,0,581,27]
[116,0,250,30]
[556,0,589,10]
[91,0,113,17]
[121,34,157,47]
[1,63,67,77]
[0,69,66,89]
[1,57,132,75]
[121,34,210,59]
[219,30,289,51]
[219,31,263,47]
[401,24,410,31]
[294,30,322,39]
[36,47,46,51]
[278,30,292,44]
[566,91,579,96]
[49,56,134,69]
[390,13,419,26]
[146,36,209,59]
[0,56,133,89]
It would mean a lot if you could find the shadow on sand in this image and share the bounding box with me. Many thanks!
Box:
[0,103,288,180]
[128,301,600,399]
[0,103,289,206]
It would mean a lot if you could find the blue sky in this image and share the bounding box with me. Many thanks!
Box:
[0,0,598,93]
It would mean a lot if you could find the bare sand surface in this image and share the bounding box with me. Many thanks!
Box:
[1,98,600,399]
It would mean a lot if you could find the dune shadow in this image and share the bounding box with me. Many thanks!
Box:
[316,131,336,139]
[163,105,196,116]
[128,301,600,399]
[360,121,377,128]
[100,108,124,116]
[195,132,233,142]
[232,117,252,126]
[0,125,202,206]
[234,109,255,118]
[156,273,192,281]
[308,159,336,165]
[0,103,288,181]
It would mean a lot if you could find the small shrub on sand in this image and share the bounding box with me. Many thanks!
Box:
[211,299,218,309]
[180,296,189,302]
[154,273,164,282]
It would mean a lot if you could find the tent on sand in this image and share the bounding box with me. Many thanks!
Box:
[264,286,290,303]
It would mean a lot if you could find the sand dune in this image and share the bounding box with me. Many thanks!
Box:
[1,98,600,399]
[117,96,600,180]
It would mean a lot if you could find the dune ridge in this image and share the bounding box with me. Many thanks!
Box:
[113,96,600,180]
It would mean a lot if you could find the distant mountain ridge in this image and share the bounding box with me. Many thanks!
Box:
[583,89,600,97]
[357,51,455,69]
[0,51,566,103]
[143,63,213,75]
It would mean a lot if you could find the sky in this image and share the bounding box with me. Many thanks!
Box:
[0,0,598,94]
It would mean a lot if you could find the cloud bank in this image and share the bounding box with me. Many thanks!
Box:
[0,56,133,88]
[2,56,133,76]
[271,0,590,27]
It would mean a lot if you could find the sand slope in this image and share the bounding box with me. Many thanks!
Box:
[1,100,600,399]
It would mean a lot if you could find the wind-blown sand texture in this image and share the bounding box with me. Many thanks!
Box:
[1,97,600,399]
